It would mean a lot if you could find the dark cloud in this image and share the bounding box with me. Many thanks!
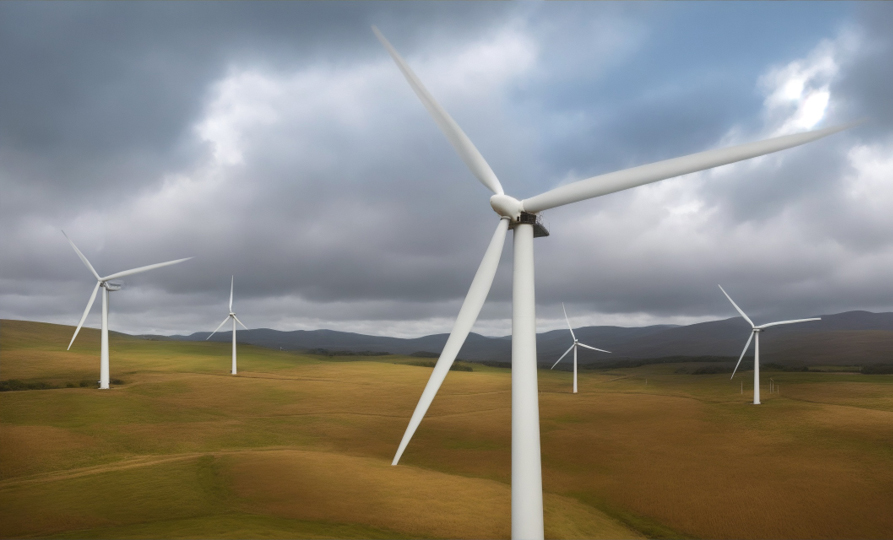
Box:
[1,2,891,338]
[835,3,893,135]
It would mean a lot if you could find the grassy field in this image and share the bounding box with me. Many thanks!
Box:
[1,319,892,539]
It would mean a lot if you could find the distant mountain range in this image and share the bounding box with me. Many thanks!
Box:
[158,310,893,367]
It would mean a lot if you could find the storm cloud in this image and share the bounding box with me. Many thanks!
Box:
[1,2,891,338]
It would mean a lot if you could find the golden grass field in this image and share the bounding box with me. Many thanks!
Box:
[1,319,892,539]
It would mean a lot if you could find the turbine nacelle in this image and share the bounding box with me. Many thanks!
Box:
[719,285,820,386]
[489,194,524,220]
[551,303,611,373]
[62,230,191,389]
[209,277,248,376]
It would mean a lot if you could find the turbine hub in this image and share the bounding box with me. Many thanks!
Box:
[489,194,523,219]
[490,195,550,236]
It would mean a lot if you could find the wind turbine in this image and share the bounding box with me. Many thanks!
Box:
[374,26,852,540]
[719,285,819,405]
[207,276,248,375]
[550,304,610,393]
[63,231,191,389]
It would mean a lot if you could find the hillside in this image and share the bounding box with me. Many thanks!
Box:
[166,311,893,366]
[2,318,892,539]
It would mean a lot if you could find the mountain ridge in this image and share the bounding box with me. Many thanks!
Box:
[157,310,893,366]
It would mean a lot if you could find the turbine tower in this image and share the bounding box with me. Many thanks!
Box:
[550,304,610,393]
[64,231,191,389]
[719,285,819,405]
[374,27,852,540]
[207,276,248,375]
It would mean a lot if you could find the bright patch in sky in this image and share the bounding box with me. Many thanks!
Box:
[196,71,283,166]
[760,29,859,135]
[420,25,537,98]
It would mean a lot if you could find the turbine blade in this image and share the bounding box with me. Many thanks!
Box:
[551,344,576,369]
[522,122,859,213]
[718,285,755,328]
[731,332,754,379]
[102,257,192,281]
[229,276,234,312]
[372,26,504,196]
[207,316,231,339]
[68,281,100,350]
[758,317,821,329]
[562,303,576,341]
[62,231,101,281]
[233,314,248,330]
[392,218,509,465]
[578,342,611,353]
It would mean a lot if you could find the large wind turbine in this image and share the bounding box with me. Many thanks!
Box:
[550,304,610,393]
[374,27,852,540]
[64,231,191,389]
[719,285,819,405]
[207,276,248,375]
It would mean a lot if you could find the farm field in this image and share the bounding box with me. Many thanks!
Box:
[1,319,892,539]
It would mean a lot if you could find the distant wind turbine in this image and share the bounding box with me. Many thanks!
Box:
[550,304,610,393]
[719,285,819,404]
[375,24,853,539]
[63,231,191,389]
[207,276,248,375]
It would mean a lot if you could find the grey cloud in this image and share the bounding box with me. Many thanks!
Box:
[835,3,893,135]
[0,2,516,208]
[2,2,892,338]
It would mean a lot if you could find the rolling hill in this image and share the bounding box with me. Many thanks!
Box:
[164,311,893,367]
[3,318,893,539]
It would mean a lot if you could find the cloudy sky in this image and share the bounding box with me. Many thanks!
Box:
[2,2,892,338]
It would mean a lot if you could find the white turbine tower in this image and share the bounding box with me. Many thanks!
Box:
[374,27,852,540]
[719,285,820,405]
[64,231,191,389]
[550,304,610,393]
[207,276,248,375]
